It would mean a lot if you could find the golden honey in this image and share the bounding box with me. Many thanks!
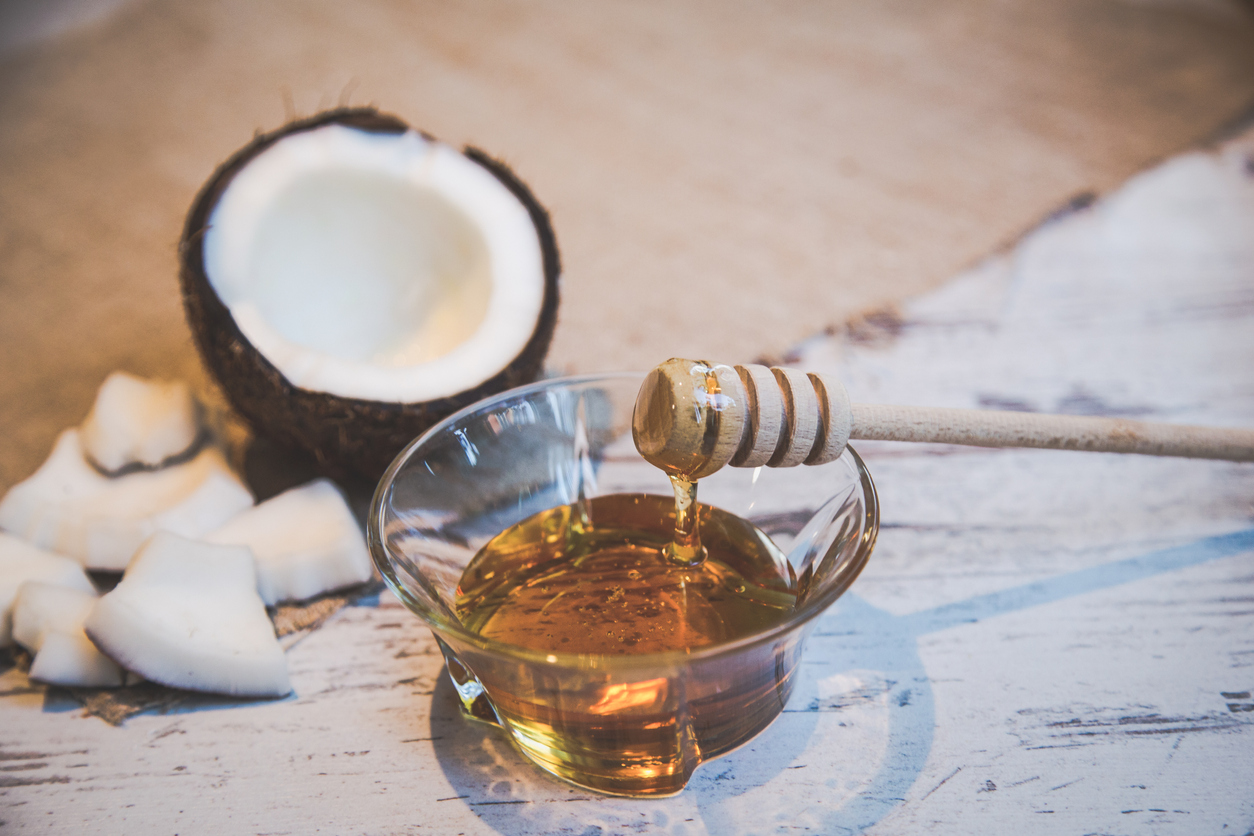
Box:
[452,492,802,795]
[456,493,796,654]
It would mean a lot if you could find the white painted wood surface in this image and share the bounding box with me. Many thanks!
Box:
[3,129,1253,835]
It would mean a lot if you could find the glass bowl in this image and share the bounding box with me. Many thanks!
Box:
[369,373,878,796]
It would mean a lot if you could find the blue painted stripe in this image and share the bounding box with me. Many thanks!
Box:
[901,528,1254,636]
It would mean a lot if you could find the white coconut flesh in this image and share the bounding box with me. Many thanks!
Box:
[84,532,290,698]
[0,429,254,571]
[202,124,546,403]
[0,533,95,647]
[205,478,373,605]
[80,371,201,473]
[12,581,125,687]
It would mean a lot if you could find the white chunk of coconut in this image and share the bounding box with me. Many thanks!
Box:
[202,124,545,403]
[205,479,373,605]
[84,532,290,697]
[80,372,201,473]
[31,631,127,688]
[0,429,254,571]
[11,581,95,650]
[0,533,95,646]
[12,581,124,687]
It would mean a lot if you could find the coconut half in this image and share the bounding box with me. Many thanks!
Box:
[180,108,560,480]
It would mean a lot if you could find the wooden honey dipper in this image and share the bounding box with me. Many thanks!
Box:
[632,358,1254,481]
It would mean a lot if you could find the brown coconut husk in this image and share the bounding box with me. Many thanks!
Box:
[179,108,560,483]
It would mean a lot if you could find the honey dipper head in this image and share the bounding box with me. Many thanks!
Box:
[633,359,854,476]
[631,359,748,481]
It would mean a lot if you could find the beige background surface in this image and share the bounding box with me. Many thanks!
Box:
[2,0,1254,490]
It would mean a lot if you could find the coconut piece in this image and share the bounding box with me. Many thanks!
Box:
[84,532,290,697]
[12,581,124,687]
[204,479,373,605]
[0,533,95,646]
[0,429,254,571]
[31,632,127,688]
[11,581,95,650]
[80,372,201,474]
[180,108,561,481]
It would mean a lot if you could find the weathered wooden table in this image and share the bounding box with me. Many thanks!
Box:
[3,99,1253,836]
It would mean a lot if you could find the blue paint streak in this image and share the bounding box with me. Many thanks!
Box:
[901,529,1254,637]
[816,595,936,836]
[817,527,1254,835]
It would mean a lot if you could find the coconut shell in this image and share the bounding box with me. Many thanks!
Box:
[179,108,560,483]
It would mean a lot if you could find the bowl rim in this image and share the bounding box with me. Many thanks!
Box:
[368,372,880,669]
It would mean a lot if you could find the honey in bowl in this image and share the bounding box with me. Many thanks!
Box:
[455,493,797,655]
[452,491,802,796]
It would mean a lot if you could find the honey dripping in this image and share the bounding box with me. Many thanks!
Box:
[455,360,798,655]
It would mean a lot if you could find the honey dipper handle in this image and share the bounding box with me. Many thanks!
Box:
[848,403,1254,461]
[632,360,1254,477]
